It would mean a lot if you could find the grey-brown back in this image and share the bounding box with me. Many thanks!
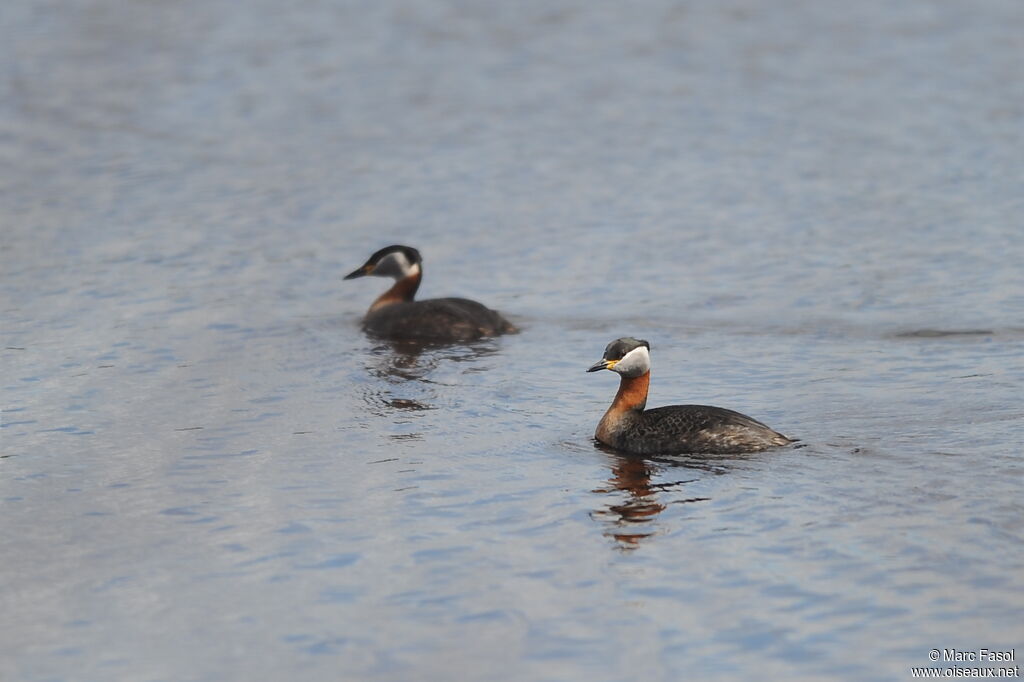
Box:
[608,404,793,455]
[364,297,517,342]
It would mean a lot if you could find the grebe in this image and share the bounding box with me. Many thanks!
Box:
[587,337,795,455]
[344,245,517,342]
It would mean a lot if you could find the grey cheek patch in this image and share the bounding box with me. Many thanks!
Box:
[374,252,412,278]
[615,347,651,376]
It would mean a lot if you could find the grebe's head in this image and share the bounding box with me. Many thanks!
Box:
[587,337,651,377]
[344,245,422,281]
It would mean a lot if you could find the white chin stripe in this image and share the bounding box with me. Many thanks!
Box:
[615,346,650,376]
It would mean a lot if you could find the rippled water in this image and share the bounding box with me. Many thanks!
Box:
[3,1,1023,680]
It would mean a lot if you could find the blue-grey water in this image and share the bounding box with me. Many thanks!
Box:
[3,1,1023,680]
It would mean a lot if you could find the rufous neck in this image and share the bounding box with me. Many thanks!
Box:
[611,371,650,413]
[369,270,422,312]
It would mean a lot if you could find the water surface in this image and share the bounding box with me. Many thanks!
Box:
[3,1,1023,680]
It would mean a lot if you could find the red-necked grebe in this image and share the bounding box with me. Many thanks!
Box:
[588,337,795,455]
[344,245,517,342]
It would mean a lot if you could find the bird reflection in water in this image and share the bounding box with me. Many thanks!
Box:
[359,339,500,428]
[364,338,500,384]
[591,447,714,550]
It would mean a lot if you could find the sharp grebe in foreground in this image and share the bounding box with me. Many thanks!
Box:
[344,245,517,342]
[587,337,795,455]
